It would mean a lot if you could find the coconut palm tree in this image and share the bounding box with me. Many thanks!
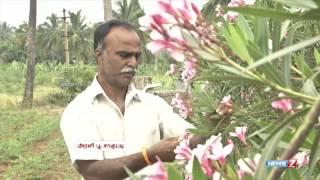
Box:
[114,0,154,64]
[37,13,64,62]
[0,22,15,41]
[68,10,91,64]
[22,0,37,107]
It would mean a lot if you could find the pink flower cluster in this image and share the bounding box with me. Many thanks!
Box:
[229,126,247,145]
[140,0,218,82]
[172,127,247,179]
[139,0,201,62]
[292,151,309,168]
[183,134,233,177]
[271,93,293,113]
[171,93,193,119]
[181,58,198,82]
[271,98,292,113]
[149,124,249,179]
[215,0,256,23]
[147,157,168,180]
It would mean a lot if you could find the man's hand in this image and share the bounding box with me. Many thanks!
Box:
[147,137,180,163]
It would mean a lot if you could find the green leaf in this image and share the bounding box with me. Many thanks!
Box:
[254,128,286,179]
[294,54,313,79]
[123,166,141,180]
[215,64,250,78]
[308,128,320,177]
[195,75,263,85]
[271,4,282,53]
[314,48,320,65]
[167,164,183,180]
[192,156,207,180]
[259,63,286,87]
[314,0,320,7]
[260,108,309,148]
[247,35,320,70]
[301,79,319,96]
[223,23,253,64]
[182,30,199,48]
[281,29,295,87]
[274,0,319,9]
[188,128,212,136]
[194,48,221,61]
[224,7,320,20]
[254,17,268,56]
[236,15,254,41]
[272,20,281,52]
[283,168,301,180]
[247,40,263,59]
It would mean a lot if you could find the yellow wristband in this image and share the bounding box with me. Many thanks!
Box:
[142,146,152,165]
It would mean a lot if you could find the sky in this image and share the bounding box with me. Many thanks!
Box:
[0,0,207,28]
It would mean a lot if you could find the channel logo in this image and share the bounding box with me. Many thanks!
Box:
[266,160,297,168]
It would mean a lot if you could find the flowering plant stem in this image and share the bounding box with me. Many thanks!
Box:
[267,97,320,180]
[221,55,315,104]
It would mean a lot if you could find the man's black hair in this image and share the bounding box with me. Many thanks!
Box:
[93,19,136,50]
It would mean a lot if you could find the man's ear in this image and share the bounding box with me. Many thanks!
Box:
[95,49,102,64]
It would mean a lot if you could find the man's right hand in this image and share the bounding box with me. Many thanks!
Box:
[147,137,180,163]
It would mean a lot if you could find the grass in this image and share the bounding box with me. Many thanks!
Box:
[0,63,84,179]
[0,107,80,179]
[0,62,174,179]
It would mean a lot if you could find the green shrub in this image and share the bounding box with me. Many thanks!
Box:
[50,64,96,103]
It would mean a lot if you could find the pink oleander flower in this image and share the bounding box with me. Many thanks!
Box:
[139,0,204,62]
[184,175,192,180]
[147,25,186,62]
[207,141,234,164]
[158,0,199,24]
[171,93,192,119]
[186,145,214,176]
[147,157,168,180]
[229,126,247,145]
[216,0,256,23]
[229,0,256,6]
[237,153,261,178]
[174,133,192,163]
[166,64,178,75]
[271,94,293,113]
[185,134,222,177]
[291,151,309,168]
[204,133,222,151]
[181,58,198,82]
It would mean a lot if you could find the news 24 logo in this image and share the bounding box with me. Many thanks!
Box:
[266,160,298,168]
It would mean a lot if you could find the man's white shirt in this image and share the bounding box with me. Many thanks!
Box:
[60,76,194,178]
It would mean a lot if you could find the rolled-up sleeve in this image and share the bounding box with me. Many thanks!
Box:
[157,98,195,138]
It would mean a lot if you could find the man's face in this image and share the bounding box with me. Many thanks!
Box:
[96,27,141,89]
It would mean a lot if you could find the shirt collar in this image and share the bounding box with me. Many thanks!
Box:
[88,75,141,103]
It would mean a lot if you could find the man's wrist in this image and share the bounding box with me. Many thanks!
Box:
[146,148,156,164]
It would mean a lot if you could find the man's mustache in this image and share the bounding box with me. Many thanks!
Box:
[120,67,136,74]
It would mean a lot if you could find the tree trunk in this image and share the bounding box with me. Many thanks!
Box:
[103,0,113,22]
[22,0,37,108]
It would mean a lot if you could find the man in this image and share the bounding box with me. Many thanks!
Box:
[60,20,230,180]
